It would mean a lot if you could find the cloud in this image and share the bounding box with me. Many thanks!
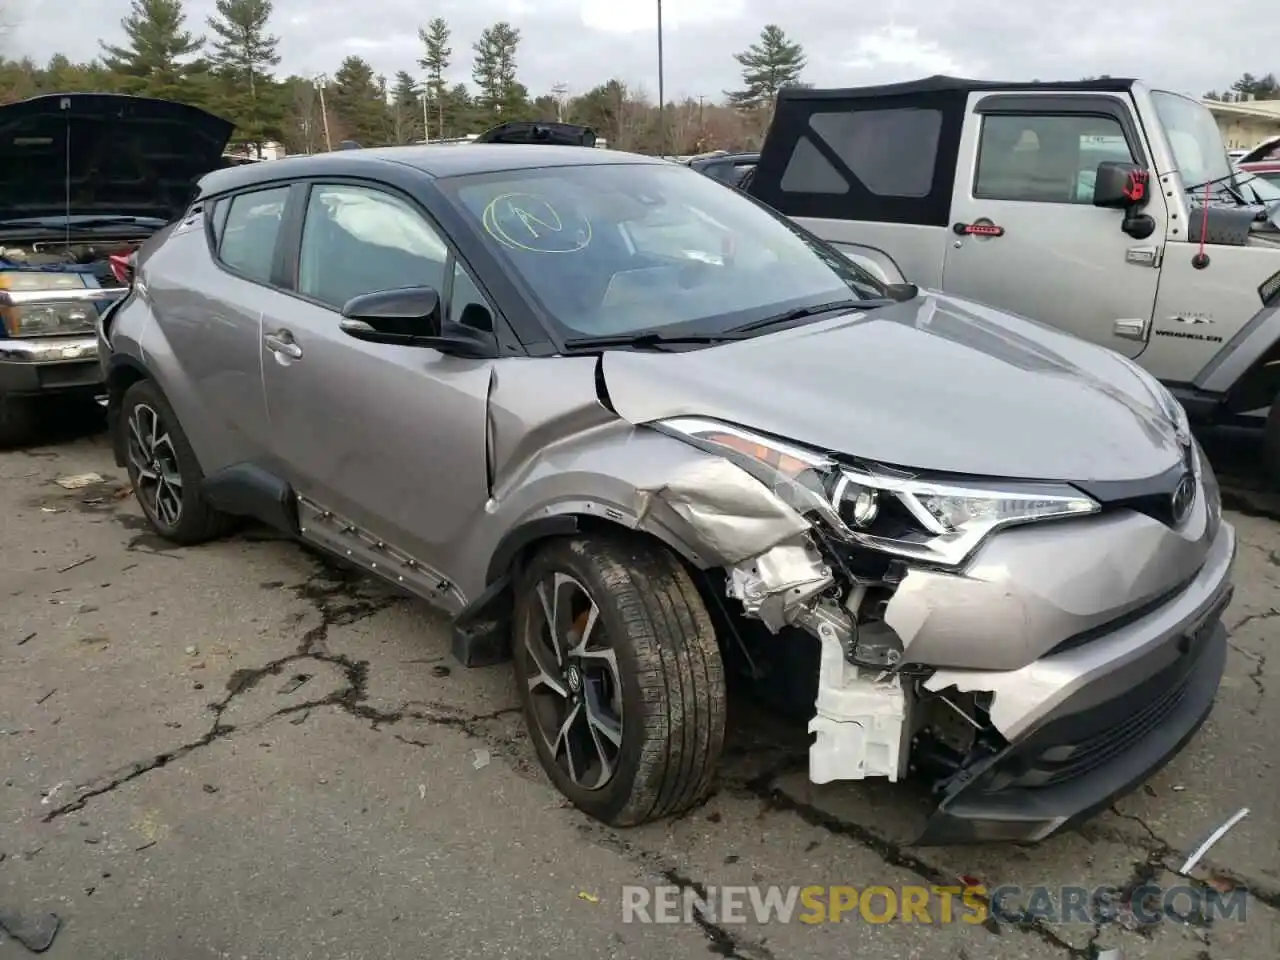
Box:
[9,0,1277,101]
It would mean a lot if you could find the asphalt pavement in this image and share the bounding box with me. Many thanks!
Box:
[1,408,1276,959]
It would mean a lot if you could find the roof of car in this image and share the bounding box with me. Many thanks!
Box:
[196,144,659,197]
[775,74,1139,102]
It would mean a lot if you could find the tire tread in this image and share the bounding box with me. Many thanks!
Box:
[518,533,726,827]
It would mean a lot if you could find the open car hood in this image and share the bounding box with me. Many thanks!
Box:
[472,120,597,147]
[0,93,235,223]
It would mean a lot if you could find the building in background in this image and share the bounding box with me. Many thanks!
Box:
[1204,97,1280,151]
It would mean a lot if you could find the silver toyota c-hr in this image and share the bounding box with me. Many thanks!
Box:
[97,143,1236,843]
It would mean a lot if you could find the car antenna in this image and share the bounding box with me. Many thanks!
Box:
[60,96,72,251]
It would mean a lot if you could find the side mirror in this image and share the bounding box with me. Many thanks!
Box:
[1093,161,1157,239]
[340,287,442,338]
[339,286,496,358]
[1093,161,1151,209]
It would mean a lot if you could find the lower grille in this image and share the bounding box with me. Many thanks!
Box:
[1015,668,1193,788]
[994,613,1219,791]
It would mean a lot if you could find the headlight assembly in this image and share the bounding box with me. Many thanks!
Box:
[653,417,1100,567]
[0,271,97,337]
[2,301,96,337]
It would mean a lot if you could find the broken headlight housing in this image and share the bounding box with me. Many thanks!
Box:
[654,417,1100,567]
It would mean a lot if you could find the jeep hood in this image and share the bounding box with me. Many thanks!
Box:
[0,93,235,222]
[601,293,1185,482]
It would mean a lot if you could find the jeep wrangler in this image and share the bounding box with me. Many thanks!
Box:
[747,76,1280,479]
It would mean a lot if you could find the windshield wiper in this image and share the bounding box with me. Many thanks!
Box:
[562,331,748,351]
[730,298,888,334]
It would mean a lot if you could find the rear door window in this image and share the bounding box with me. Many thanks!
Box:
[217,186,290,283]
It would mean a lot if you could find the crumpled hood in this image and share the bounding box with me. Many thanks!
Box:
[602,292,1185,482]
[0,93,234,222]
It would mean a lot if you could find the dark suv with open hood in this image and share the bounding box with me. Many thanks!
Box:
[0,92,233,446]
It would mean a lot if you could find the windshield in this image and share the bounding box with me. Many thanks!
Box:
[438,162,886,340]
[1151,92,1232,188]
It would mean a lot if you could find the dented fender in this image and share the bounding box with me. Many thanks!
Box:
[458,404,812,600]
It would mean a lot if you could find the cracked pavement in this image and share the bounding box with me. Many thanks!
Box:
[1,415,1277,959]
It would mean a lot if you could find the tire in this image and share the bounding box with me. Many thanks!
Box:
[1265,396,1280,489]
[512,533,727,826]
[120,379,233,545]
[0,394,38,448]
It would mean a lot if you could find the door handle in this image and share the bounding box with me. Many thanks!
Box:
[953,220,1005,238]
[264,331,302,359]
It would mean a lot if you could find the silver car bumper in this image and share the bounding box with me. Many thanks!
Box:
[913,519,1236,843]
[0,335,101,395]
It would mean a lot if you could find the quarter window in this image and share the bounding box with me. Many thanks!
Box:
[782,108,943,198]
[217,186,290,283]
[447,259,494,328]
[297,184,449,312]
[975,114,1135,204]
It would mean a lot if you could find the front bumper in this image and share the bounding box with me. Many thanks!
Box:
[915,519,1237,844]
[0,336,101,395]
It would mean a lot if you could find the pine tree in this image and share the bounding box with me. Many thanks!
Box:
[207,0,278,94]
[206,0,281,154]
[418,17,451,139]
[726,24,806,111]
[390,70,422,143]
[472,22,524,121]
[100,0,205,100]
[330,55,388,147]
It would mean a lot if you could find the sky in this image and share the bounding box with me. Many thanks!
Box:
[7,0,1279,103]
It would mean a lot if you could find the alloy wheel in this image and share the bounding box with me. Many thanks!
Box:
[126,402,183,528]
[521,572,624,790]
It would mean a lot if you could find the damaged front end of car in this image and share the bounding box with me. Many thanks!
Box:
[643,414,1235,844]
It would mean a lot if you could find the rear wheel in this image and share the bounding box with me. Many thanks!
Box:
[121,379,233,545]
[512,534,727,826]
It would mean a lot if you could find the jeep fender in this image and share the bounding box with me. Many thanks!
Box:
[1192,298,1280,413]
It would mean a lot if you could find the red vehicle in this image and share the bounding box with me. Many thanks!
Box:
[1239,159,1280,186]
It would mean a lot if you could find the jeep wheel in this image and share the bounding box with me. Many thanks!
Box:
[1265,396,1280,488]
[121,380,232,545]
[512,535,727,826]
[0,395,37,449]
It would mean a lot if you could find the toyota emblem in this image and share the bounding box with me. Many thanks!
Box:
[1170,473,1196,525]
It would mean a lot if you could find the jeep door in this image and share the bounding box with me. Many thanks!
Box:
[942,92,1165,358]
[258,180,493,590]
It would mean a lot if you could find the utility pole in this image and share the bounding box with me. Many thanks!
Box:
[698,95,705,151]
[552,82,569,122]
[656,0,666,157]
[315,74,332,151]
[421,91,430,141]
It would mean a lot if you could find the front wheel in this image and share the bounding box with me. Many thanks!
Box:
[512,534,727,826]
[1265,395,1280,488]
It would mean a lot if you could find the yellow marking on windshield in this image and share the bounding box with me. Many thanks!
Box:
[482,192,592,253]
